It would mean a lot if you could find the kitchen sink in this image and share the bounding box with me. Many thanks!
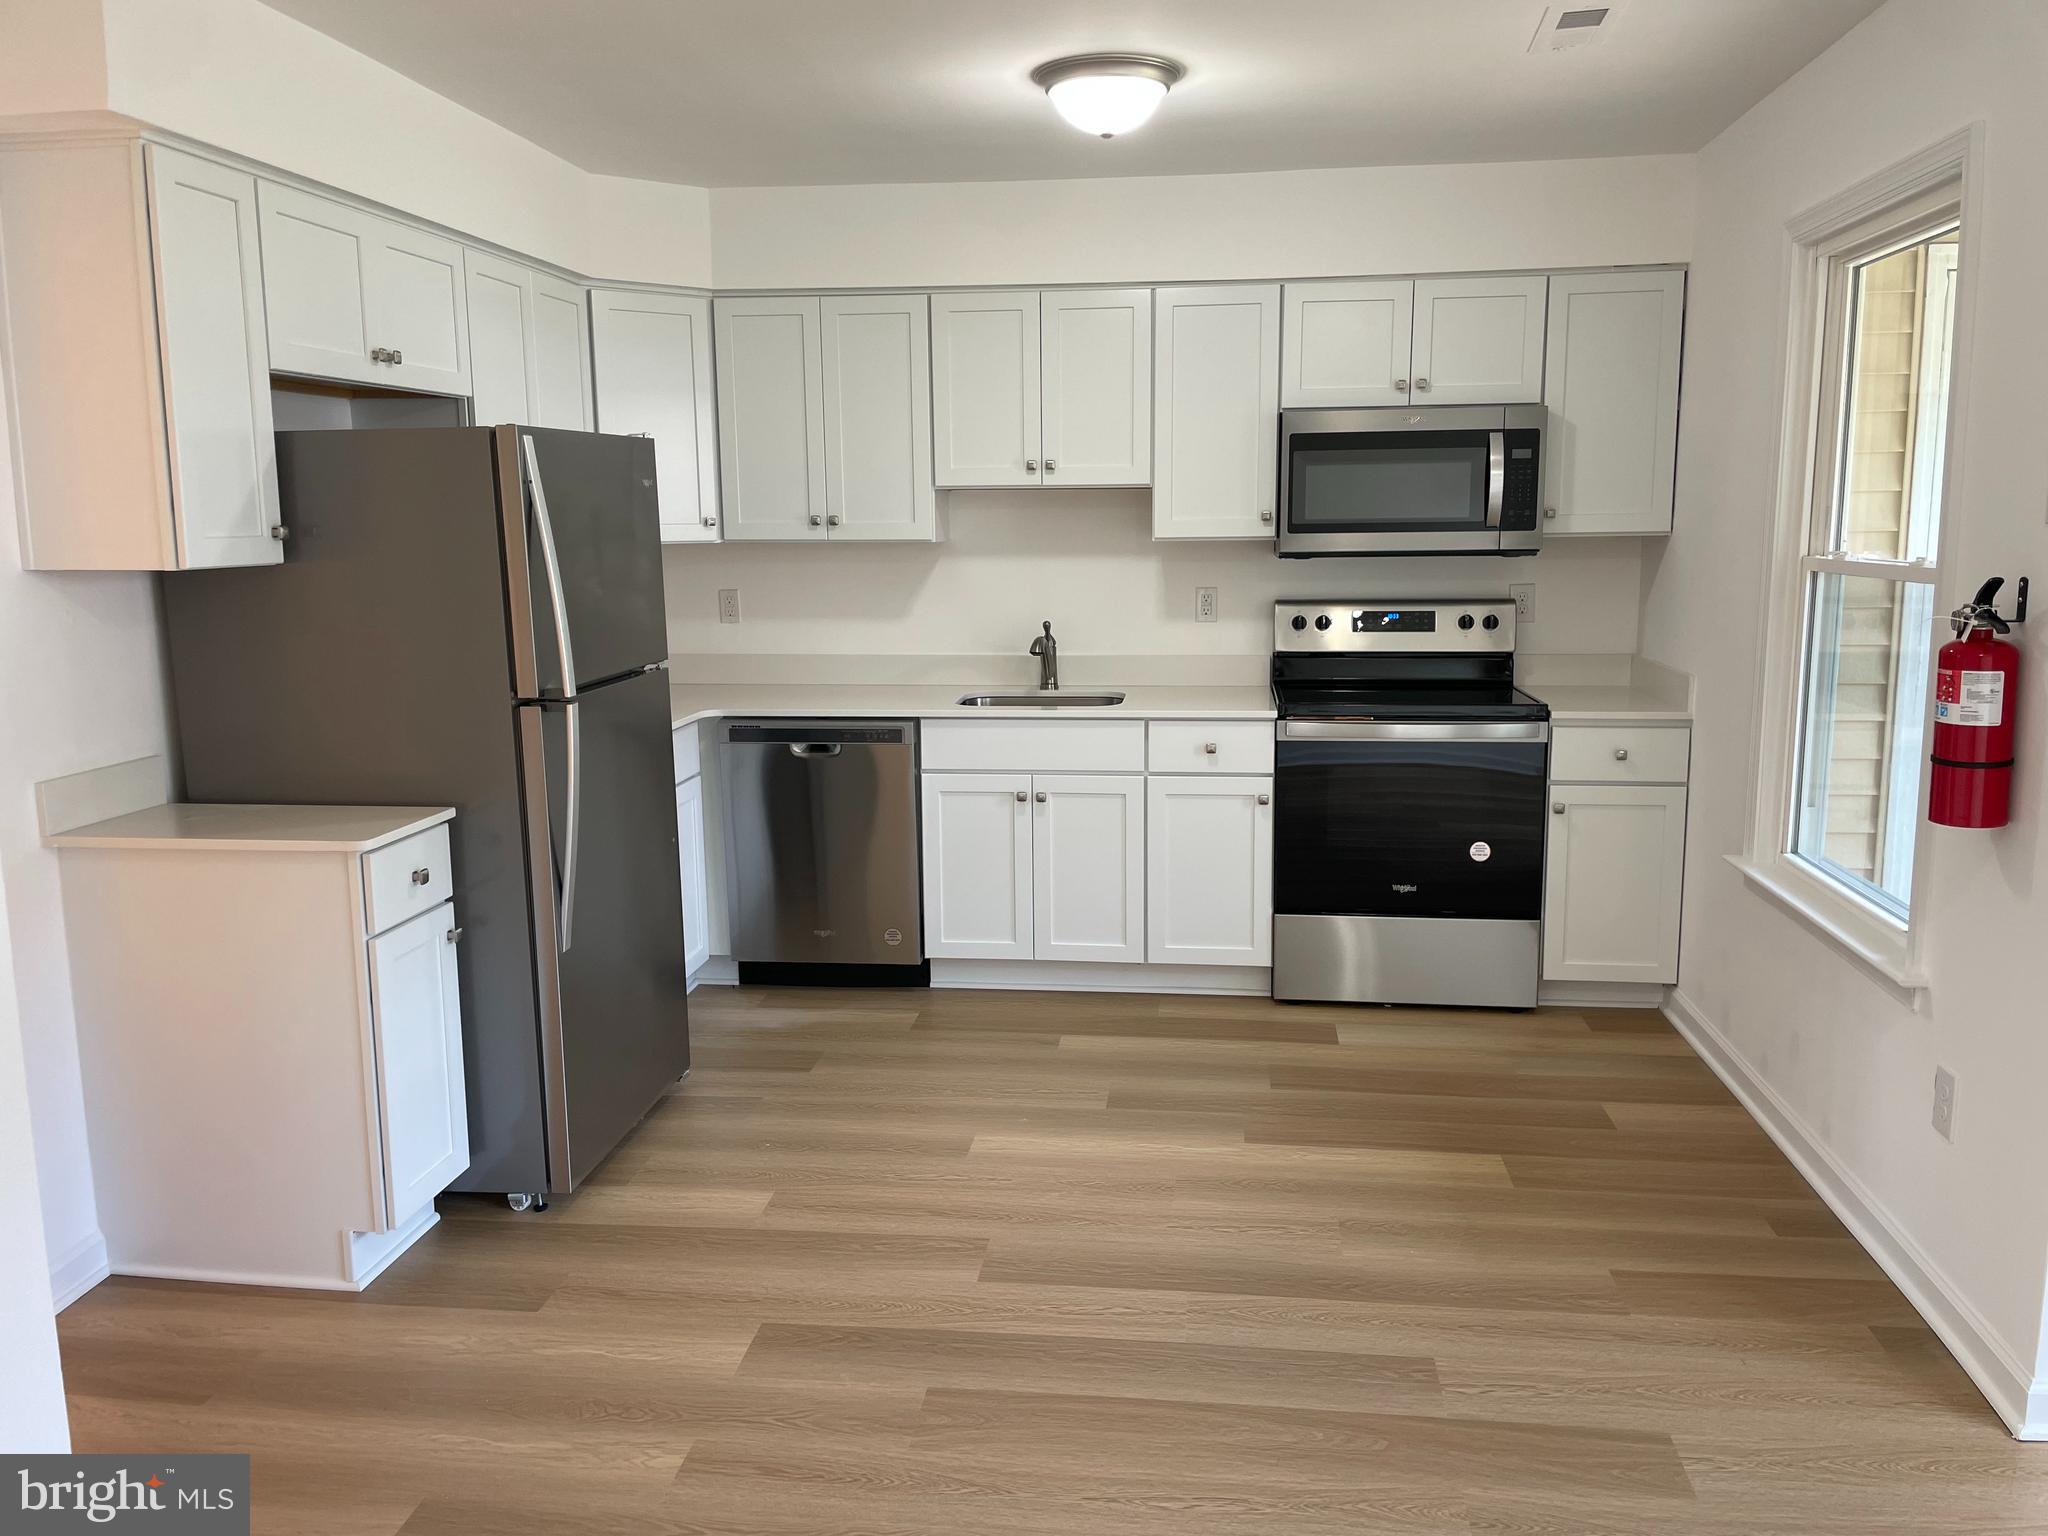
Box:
[956,692,1126,708]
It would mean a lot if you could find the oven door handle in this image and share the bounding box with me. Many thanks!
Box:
[1485,429,1505,530]
[1277,720,1550,743]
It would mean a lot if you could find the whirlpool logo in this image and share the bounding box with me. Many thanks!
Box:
[6,1456,249,1532]
[1391,883,1419,894]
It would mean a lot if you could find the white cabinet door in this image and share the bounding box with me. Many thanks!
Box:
[591,289,719,543]
[1281,279,1413,407]
[258,180,375,384]
[716,295,828,540]
[1041,288,1152,487]
[1542,783,1687,984]
[930,291,1041,487]
[1409,276,1547,405]
[367,902,470,1228]
[1032,774,1144,963]
[365,220,470,395]
[820,294,936,541]
[1153,284,1280,540]
[530,272,593,431]
[144,146,282,568]
[922,773,1034,960]
[1542,270,1685,535]
[463,250,533,427]
[676,774,711,977]
[1146,776,1273,966]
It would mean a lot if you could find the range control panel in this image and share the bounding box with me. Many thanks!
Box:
[1273,600,1518,654]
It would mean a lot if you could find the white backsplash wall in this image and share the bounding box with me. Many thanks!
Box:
[664,491,1645,665]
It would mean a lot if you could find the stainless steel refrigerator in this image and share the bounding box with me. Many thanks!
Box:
[164,425,688,1203]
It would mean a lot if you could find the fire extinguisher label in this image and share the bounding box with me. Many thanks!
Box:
[1935,668,2005,727]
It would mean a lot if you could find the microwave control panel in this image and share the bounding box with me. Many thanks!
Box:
[1500,429,1541,532]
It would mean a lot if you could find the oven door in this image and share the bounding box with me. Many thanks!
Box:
[1279,408,1504,556]
[1273,720,1548,919]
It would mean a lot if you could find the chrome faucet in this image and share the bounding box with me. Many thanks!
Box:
[1029,620,1058,691]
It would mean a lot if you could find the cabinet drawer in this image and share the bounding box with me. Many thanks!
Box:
[363,824,454,937]
[922,719,1145,773]
[1147,721,1274,774]
[1551,725,1691,785]
[672,722,701,784]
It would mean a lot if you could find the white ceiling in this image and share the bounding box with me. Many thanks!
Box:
[254,0,1883,188]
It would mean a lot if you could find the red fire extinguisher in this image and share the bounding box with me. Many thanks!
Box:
[1930,576,2027,828]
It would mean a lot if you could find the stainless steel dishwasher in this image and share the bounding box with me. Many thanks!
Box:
[721,720,925,981]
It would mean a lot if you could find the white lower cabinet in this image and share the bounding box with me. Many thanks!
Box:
[676,772,711,977]
[1033,775,1145,962]
[1543,730,1689,985]
[1146,776,1274,966]
[923,772,1036,959]
[367,901,470,1227]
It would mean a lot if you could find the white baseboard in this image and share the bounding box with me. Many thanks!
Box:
[690,957,739,988]
[1664,987,2048,1440]
[1539,981,1669,1008]
[48,1229,109,1310]
[930,959,1270,996]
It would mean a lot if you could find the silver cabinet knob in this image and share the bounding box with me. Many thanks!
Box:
[701,515,717,527]
[1259,510,1274,523]
[1394,378,1409,391]
[1044,459,1056,473]
[1552,802,1565,815]
[1544,506,1558,519]
[1034,791,1048,803]
[369,346,389,364]
[1015,790,1028,803]
[1415,377,1430,391]
[807,513,823,527]
[446,926,464,944]
[1615,747,1629,761]
[1024,459,1039,473]
[390,348,403,365]
[827,514,841,526]
[410,867,432,886]
[270,524,290,542]
[1203,742,1218,755]
[1256,793,1270,806]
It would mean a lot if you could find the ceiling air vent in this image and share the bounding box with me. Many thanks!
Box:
[1528,3,1622,52]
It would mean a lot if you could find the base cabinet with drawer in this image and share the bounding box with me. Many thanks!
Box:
[51,809,469,1291]
[671,722,718,980]
[1147,776,1274,966]
[1542,725,1690,984]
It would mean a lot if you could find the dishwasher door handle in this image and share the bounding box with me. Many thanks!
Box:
[787,742,844,758]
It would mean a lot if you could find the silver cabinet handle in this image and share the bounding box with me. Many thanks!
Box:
[807,513,823,527]
[446,926,463,944]
[1615,747,1630,761]
[270,525,290,542]
[1024,459,1039,473]
[827,513,841,526]
[1034,791,1048,802]
[1544,506,1558,519]
[1256,793,1270,806]
[1553,802,1565,814]
[410,867,431,886]
[1015,790,1028,803]
[1044,459,1057,473]
[701,515,716,527]
[1203,742,1218,755]
[1415,377,1430,391]
[1259,510,1273,523]
[369,347,389,364]
[1394,378,1408,391]
[390,348,402,365]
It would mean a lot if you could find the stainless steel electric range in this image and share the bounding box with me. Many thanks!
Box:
[1270,599,1551,1009]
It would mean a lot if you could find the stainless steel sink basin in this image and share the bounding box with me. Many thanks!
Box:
[956,692,1126,708]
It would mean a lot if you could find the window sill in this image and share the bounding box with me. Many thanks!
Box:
[1726,853,1929,1002]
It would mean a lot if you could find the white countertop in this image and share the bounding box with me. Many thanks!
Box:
[671,682,1277,728]
[1520,681,1693,724]
[48,803,455,854]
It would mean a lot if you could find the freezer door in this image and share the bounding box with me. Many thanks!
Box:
[517,666,689,1190]
[500,426,669,697]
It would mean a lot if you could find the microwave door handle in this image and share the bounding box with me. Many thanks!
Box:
[1485,430,1506,529]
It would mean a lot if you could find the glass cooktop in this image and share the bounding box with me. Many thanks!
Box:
[1273,681,1551,722]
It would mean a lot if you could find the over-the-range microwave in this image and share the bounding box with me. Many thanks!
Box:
[1277,405,1544,557]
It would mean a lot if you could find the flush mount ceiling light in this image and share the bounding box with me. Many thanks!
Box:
[1030,54,1185,139]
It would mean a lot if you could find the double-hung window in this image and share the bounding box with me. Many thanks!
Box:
[1747,140,1972,989]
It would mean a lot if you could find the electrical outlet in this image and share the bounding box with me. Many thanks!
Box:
[1509,583,1536,625]
[717,588,741,625]
[1195,586,1218,623]
[1931,1066,1956,1141]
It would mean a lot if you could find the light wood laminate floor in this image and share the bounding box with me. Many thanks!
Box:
[60,987,2047,1534]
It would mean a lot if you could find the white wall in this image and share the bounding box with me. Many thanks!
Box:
[667,492,1642,664]
[0,874,69,1453]
[1638,0,2048,1420]
[708,154,1695,290]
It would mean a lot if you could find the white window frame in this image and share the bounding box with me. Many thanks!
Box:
[1736,127,1984,996]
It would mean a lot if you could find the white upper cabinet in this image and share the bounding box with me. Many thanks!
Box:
[258,181,470,395]
[1040,288,1152,487]
[1282,279,1413,407]
[464,253,592,431]
[819,294,937,541]
[591,289,720,543]
[1542,269,1686,536]
[1146,774,1273,967]
[1152,284,1281,540]
[931,290,1042,487]
[0,139,280,569]
[715,295,829,540]
[1409,275,1547,404]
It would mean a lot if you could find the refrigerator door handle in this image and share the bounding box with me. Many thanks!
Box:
[523,434,582,951]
